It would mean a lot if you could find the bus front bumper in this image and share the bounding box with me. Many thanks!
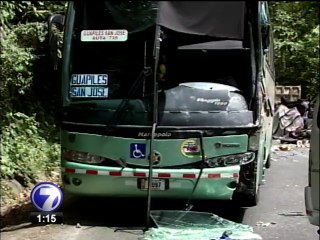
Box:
[61,163,240,200]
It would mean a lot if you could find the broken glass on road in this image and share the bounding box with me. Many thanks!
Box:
[143,210,262,240]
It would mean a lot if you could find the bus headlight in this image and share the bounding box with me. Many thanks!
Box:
[62,149,105,164]
[239,152,256,165]
[206,152,255,167]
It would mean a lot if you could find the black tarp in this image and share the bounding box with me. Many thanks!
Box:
[158,1,246,40]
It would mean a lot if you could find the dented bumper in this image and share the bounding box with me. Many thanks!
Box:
[62,164,240,200]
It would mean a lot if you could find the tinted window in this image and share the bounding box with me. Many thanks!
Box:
[70,1,158,99]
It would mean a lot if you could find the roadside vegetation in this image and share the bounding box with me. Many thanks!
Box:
[0,1,319,206]
[269,1,319,101]
[0,1,66,206]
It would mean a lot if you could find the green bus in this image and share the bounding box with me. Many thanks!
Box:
[49,1,275,206]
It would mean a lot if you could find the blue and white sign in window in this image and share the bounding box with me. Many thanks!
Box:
[130,143,146,159]
[70,74,109,98]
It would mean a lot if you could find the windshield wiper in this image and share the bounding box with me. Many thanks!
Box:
[106,69,147,125]
[106,40,152,126]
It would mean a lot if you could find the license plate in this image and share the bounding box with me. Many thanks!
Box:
[138,178,168,191]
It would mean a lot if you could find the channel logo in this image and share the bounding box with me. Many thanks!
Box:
[30,182,63,212]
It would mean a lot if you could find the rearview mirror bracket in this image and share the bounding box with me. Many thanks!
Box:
[48,13,65,71]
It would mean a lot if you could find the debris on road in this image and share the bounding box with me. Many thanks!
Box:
[296,140,303,148]
[273,98,312,142]
[278,144,292,151]
[278,212,305,217]
[214,230,233,240]
[256,221,276,227]
[76,223,81,228]
[296,139,310,148]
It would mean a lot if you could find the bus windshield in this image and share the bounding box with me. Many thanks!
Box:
[67,1,158,101]
[62,1,256,127]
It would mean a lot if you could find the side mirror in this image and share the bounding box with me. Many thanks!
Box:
[48,13,65,71]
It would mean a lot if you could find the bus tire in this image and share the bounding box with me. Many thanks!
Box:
[233,160,260,207]
[265,154,271,169]
[242,186,260,207]
[233,186,260,207]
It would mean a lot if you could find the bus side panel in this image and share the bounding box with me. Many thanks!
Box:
[263,60,275,166]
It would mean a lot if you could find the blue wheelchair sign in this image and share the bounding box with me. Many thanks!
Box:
[130,143,146,159]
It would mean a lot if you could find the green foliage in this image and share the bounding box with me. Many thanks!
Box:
[0,1,66,27]
[0,2,20,30]
[0,1,66,184]
[269,1,319,100]
[1,23,46,97]
[1,113,60,184]
[20,1,66,21]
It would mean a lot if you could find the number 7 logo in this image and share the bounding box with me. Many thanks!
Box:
[30,182,63,212]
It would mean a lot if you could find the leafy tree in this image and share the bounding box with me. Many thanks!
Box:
[0,1,66,27]
[0,1,66,187]
[269,1,319,101]
[0,1,66,119]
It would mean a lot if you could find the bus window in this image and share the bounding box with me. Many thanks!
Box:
[69,1,158,99]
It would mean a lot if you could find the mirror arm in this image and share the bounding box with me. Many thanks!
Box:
[48,13,65,71]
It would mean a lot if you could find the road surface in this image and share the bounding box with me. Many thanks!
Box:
[1,144,319,240]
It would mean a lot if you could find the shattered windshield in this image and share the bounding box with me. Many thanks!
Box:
[144,210,262,240]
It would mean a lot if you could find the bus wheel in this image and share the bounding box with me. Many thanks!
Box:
[233,186,260,207]
[265,154,271,169]
[242,186,260,207]
[233,160,260,207]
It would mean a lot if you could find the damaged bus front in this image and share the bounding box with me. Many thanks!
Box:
[49,1,275,206]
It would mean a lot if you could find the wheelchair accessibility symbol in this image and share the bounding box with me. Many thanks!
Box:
[130,143,146,159]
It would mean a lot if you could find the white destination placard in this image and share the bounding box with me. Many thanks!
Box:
[81,30,128,42]
[70,86,109,98]
[71,74,108,86]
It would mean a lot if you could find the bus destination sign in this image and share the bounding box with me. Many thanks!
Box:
[81,30,128,42]
[70,74,108,98]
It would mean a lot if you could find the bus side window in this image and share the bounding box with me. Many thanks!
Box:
[260,2,275,75]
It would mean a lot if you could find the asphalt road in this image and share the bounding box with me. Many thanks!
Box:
[1,144,319,240]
